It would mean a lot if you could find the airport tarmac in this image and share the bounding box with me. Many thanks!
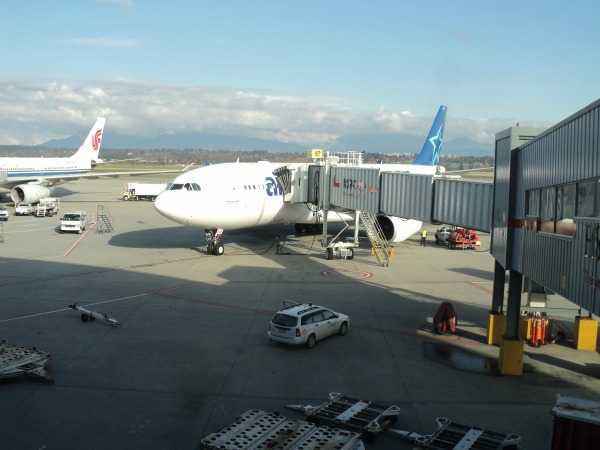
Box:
[1,178,599,450]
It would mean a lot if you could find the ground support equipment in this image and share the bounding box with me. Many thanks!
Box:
[69,303,120,327]
[199,409,364,450]
[0,340,53,383]
[388,417,521,449]
[286,392,400,441]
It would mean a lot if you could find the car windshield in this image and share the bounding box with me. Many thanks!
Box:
[271,313,297,327]
[63,214,81,221]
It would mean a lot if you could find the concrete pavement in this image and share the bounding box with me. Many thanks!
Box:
[0,178,598,449]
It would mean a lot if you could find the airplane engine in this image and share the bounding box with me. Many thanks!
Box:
[376,215,423,243]
[11,184,51,203]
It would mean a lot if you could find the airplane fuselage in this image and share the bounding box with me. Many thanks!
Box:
[155,162,340,229]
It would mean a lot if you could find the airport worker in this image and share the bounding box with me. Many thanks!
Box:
[420,228,428,246]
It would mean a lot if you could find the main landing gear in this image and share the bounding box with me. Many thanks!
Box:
[205,228,224,256]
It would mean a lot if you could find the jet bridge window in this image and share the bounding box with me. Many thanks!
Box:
[577,179,600,217]
[540,187,556,233]
[556,183,576,236]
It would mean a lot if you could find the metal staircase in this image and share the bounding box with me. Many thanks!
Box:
[359,212,392,266]
[96,205,114,233]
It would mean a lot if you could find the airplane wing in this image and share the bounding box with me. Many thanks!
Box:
[0,167,191,191]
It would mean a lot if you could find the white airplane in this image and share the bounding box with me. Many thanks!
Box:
[0,117,179,203]
[155,106,448,255]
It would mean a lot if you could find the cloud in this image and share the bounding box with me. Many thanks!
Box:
[0,77,526,148]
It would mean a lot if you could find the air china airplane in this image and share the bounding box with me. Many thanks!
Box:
[1,117,179,203]
[155,105,447,255]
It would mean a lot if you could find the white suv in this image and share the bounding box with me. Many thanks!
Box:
[15,202,34,216]
[268,301,349,348]
[60,211,87,234]
[0,204,8,221]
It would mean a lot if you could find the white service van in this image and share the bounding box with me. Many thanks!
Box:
[60,211,87,234]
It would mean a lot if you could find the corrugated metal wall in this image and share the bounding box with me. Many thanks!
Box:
[521,232,573,297]
[379,173,433,221]
[570,220,600,314]
[515,99,600,316]
[432,179,493,232]
[491,132,512,269]
[328,166,381,214]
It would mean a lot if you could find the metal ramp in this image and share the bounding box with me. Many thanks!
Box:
[199,409,364,450]
[286,393,520,449]
[389,417,521,449]
[96,205,114,233]
[359,212,391,266]
[287,392,400,441]
[0,340,53,383]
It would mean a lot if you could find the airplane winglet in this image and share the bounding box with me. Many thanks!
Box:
[182,163,195,172]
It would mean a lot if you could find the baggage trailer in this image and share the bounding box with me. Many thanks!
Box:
[389,417,521,449]
[287,393,520,449]
[0,340,53,383]
[447,228,480,250]
[287,392,400,442]
[200,409,364,450]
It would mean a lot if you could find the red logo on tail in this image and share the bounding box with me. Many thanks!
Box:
[92,130,102,152]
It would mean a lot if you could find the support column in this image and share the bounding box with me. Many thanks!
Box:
[573,315,599,350]
[499,270,524,375]
[487,261,507,345]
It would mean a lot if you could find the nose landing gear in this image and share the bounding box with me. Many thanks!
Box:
[205,228,225,256]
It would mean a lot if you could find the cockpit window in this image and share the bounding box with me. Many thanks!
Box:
[184,183,200,191]
[168,182,200,191]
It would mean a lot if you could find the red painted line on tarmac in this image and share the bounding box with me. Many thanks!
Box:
[467,281,493,294]
[64,223,96,257]
[321,269,373,279]
[151,291,483,346]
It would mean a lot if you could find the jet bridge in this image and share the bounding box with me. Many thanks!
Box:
[280,152,493,238]
[275,151,493,266]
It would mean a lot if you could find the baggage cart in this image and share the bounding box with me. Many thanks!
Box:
[200,409,364,450]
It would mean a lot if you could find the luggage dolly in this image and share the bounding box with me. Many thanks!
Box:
[0,340,53,383]
[286,392,401,442]
[200,409,364,450]
[388,417,521,449]
[68,303,120,327]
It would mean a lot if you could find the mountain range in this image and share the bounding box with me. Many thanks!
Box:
[41,130,493,157]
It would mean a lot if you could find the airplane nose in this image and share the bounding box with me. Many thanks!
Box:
[154,191,169,217]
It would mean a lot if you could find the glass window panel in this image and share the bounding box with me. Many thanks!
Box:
[577,179,600,217]
[541,187,555,221]
[526,190,540,216]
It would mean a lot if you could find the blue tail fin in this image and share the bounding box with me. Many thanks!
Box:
[412,105,447,166]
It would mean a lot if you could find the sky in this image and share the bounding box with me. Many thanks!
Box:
[1,0,599,152]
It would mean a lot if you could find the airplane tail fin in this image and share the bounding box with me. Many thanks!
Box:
[412,105,447,166]
[72,117,106,165]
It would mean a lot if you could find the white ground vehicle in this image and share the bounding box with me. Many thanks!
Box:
[60,210,87,234]
[15,202,35,216]
[434,226,453,245]
[122,183,167,201]
[268,301,349,348]
[36,197,60,217]
[0,204,8,221]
